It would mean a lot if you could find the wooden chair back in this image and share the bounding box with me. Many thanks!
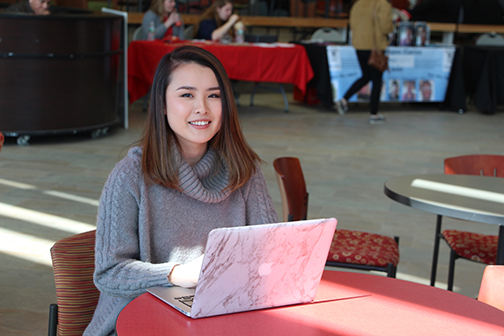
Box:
[273,157,308,222]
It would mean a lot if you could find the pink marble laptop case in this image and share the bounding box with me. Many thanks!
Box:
[190,218,337,318]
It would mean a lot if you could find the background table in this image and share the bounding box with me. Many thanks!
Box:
[384,174,504,286]
[116,271,504,336]
[128,40,314,105]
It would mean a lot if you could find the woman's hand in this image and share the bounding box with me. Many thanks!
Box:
[169,254,204,288]
[228,14,240,26]
[165,11,181,28]
[211,14,241,41]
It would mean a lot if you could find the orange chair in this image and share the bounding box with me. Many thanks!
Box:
[445,154,504,177]
[48,230,100,336]
[478,265,504,311]
[273,157,400,277]
[442,155,504,291]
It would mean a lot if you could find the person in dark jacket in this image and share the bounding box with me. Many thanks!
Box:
[194,0,240,42]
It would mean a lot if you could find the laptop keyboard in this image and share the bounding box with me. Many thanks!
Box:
[175,295,194,308]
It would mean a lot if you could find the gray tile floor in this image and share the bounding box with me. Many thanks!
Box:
[1,92,503,335]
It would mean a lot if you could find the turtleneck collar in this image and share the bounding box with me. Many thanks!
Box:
[177,148,231,203]
[130,146,231,203]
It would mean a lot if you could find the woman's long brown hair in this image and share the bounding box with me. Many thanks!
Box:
[140,46,260,192]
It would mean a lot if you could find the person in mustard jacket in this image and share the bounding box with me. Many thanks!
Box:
[335,0,394,124]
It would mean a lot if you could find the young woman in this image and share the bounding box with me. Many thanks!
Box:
[194,0,240,42]
[83,46,278,336]
[141,0,185,40]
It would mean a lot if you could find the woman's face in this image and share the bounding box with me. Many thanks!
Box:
[391,83,398,95]
[165,62,222,161]
[163,0,176,14]
[216,2,233,21]
[29,0,50,14]
[421,82,432,100]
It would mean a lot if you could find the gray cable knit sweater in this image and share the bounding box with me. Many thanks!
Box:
[84,147,278,336]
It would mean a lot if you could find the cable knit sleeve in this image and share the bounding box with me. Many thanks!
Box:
[242,166,279,225]
[93,156,176,298]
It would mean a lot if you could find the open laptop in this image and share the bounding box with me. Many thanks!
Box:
[147,218,337,319]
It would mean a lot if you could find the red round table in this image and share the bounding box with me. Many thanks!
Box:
[116,271,504,336]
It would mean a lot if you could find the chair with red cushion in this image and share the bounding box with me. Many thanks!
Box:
[442,154,504,291]
[0,131,4,152]
[478,265,504,311]
[48,230,99,336]
[273,157,400,277]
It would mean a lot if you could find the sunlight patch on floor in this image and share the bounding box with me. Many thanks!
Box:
[43,191,99,207]
[0,227,55,267]
[0,178,99,207]
[0,202,95,234]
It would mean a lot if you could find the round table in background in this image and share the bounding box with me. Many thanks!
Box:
[384,174,504,286]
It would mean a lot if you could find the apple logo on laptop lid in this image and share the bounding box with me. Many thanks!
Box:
[258,262,274,276]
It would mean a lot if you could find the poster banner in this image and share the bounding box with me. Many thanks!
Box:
[327,46,456,103]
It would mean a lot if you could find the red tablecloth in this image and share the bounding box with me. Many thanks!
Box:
[128,40,314,104]
[116,271,504,336]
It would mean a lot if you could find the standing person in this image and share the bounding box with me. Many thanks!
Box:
[5,0,51,15]
[141,0,185,40]
[83,46,278,336]
[335,0,393,124]
[194,0,240,42]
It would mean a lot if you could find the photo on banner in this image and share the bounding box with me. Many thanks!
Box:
[402,80,416,101]
[327,46,456,103]
[388,79,400,101]
[418,79,434,101]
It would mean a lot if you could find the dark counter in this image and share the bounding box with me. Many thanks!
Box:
[0,11,125,142]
